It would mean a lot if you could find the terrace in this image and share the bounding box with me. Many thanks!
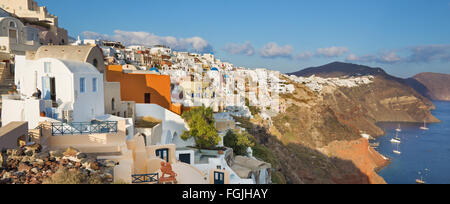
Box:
[50,121,118,136]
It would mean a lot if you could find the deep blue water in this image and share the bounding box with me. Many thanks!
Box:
[375,101,450,184]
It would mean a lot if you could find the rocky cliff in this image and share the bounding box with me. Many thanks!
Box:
[406,72,450,101]
[290,62,439,136]
[241,62,439,184]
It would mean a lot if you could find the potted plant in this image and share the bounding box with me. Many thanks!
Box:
[218,149,224,155]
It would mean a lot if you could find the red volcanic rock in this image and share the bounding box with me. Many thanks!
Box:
[323,138,389,184]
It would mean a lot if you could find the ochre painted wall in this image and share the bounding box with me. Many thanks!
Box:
[106,66,182,115]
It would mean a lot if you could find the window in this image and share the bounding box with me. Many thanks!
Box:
[93,59,98,68]
[92,78,97,92]
[80,78,86,93]
[9,21,16,28]
[44,62,51,73]
[111,98,115,111]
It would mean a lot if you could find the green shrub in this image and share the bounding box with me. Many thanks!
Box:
[252,144,279,168]
[224,130,255,156]
[181,106,220,149]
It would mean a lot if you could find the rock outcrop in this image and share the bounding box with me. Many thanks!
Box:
[320,138,389,184]
[0,146,116,184]
[406,72,450,101]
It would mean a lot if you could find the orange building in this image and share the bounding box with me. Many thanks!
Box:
[106,65,182,115]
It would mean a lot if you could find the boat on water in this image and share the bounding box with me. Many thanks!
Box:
[416,179,426,184]
[395,124,402,132]
[416,170,427,184]
[420,121,429,130]
[393,143,401,155]
[390,132,401,144]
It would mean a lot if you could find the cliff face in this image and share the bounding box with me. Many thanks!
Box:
[236,115,383,184]
[266,80,390,184]
[242,62,438,184]
[291,62,439,136]
[407,72,450,101]
[323,75,439,137]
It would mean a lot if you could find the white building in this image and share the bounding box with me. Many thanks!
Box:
[150,45,172,56]
[3,57,105,128]
[0,9,40,57]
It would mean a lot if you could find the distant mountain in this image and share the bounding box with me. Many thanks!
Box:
[406,72,450,101]
[288,62,388,78]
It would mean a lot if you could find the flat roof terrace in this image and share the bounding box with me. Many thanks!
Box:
[135,116,162,129]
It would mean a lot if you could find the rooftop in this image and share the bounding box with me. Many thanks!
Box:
[135,116,162,128]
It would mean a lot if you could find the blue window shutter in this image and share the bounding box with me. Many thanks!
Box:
[92,78,97,92]
[80,78,85,93]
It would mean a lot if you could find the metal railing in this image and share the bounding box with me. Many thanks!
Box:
[51,121,118,136]
[132,173,159,184]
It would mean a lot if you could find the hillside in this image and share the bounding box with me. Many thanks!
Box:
[240,80,389,184]
[406,72,450,101]
[239,62,441,184]
[289,62,439,130]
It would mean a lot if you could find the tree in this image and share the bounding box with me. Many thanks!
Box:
[181,106,220,149]
[223,130,255,156]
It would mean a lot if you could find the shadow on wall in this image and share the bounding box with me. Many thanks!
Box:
[145,87,169,107]
[234,117,371,184]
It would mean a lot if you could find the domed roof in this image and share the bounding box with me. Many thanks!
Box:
[211,67,219,71]
[149,67,160,72]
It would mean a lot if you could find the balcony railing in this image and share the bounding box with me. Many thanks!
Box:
[51,121,118,136]
[132,173,159,184]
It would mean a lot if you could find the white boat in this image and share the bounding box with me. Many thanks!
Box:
[393,150,401,154]
[390,132,401,144]
[395,124,402,132]
[416,179,426,184]
[416,171,427,184]
[420,121,429,130]
[393,143,401,154]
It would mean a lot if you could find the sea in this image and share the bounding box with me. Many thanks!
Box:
[374,101,450,184]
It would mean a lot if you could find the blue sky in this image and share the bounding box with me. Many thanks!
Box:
[37,0,450,77]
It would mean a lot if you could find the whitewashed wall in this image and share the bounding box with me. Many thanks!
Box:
[135,104,194,147]
[14,57,105,123]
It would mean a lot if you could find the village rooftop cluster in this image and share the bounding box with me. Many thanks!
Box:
[0,0,298,184]
[0,0,379,184]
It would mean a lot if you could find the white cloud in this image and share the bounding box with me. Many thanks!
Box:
[82,30,213,53]
[316,46,349,57]
[407,44,450,63]
[294,51,314,60]
[223,42,255,56]
[346,53,360,61]
[381,51,401,63]
[259,42,293,58]
[346,51,402,64]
